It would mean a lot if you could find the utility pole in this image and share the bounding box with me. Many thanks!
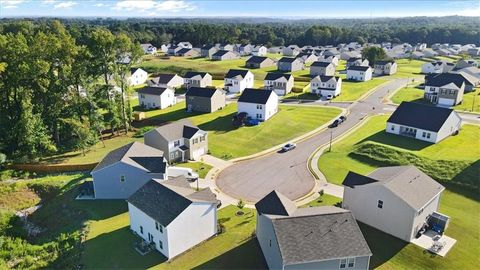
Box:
[329,130,333,152]
[472,92,476,112]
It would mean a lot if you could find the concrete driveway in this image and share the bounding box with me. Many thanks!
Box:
[216,78,411,203]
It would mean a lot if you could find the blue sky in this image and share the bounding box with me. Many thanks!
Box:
[1,0,479,18]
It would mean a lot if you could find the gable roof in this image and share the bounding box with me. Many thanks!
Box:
[426,73,470,88]
[92,142,165,173]
[225,69,251,79]
[127,178,216,227]
[149,74,178,85]
[255,190,297,216]
[311,75,340,83]
[246,56,271,64]
[387,102,456,132]
[347,65,371,71]
[279,57,299,63]
[185,87,219,98]
[375,60,396,65]
[265,73,292,81]
[342,171,379,188]
[184,71,209,79]
[311,61,333,67]
[137,86,170,96]
[213,50,233,57]
[238,89,275,105]
[148,119,202,142]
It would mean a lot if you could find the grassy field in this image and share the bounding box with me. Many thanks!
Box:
[318,115,480,186]
[391,87,480,113]
[175,162,213,179]
[392,59,429,78]
[335,77,388,101]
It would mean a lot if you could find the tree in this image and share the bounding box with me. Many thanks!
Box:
[362,46,388,66]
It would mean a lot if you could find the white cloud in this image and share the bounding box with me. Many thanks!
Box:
[93,3,107,7]
[112,0,195,13]
[1,0,26,9]
[53,1,77,9]
[42,0,56,4]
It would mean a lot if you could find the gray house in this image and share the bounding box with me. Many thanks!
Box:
[245,56,276,69]
[184,72,213,89]
[211,50,240,61]
[346,57,369,69]
[374,60,398,75]
[277,57,304,72]
[144,119,208,163]
[91,142,167,199]
[185,87,226,113]
[167,46,182,56]
[264,73,294,96]
[310,61,336,76]
[201,45,218,58]
[256,191,372,270]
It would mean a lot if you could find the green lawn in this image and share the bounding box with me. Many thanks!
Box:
[318,115,479,186]
[175,162,213,179]
[301,193,342,208]
[392,59,429,78]
[392,87,480,113]
[335,77,388,101]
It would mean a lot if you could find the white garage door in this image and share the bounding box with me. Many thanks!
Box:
[192,148,205,160]
[438,98,454,106]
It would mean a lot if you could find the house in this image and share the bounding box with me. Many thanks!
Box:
[346,57,369,69]
[144,119,208,163]
[310,61,336,76]
[386,102,461,143]
[223,69,254,93]
[256,191,372,270]
[127,177,217,260]
[374,60,397,76]
[237,44,253,56]
[421,61,455,74]
[452,66,480,90]
[160,44,170,53]
[211,50,240,61]
[245,56,276,69]
[184,72,213,89]
[310,76,342,98]
[277,57,304,72]
[140,43,157,55]
[455,59,478,69]
[176,48,199,57]
[167,46,182,56]
[219,44,234,51]
[340,51,362,60]
[147,74,184,89]
[342,165,448,242]
[128,68,148,86]
[346,66,373,81]
[268,46,284,54]
[410,51,425,60]
[424,73,466,106]
[435,48,452,56]
[282,45,301,56]
[296,53,317,64]
[201,45,218,58]
[422,50,439,58]
[467,47,480,56]
[237,89,278,121]
[252,45,267,56]
[185,87,226,113]
[318,55,339,66]
[264,73,294,96]
[91,142,167,199]
[137,87,176,109]
[177,41,193,49]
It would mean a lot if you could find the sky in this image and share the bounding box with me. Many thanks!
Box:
[1,0,479,18]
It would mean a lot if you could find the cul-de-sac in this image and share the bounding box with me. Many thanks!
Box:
[0,1,479,269]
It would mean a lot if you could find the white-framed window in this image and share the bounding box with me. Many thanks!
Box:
[257,104,263,109]
[347,257,355,268]
[422,131,426,137]
[339,258,347,269]
[378,200,384,209]
[155,221,163,233]
[390,125,395,131]
[426,133,431,139]
[200,135,205,142]
[120,175,125,182]
[256,114,262,119]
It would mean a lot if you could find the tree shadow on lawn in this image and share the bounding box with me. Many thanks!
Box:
[356,131,432,151]
[132,106,199,128]
[358,222,408,269]
[197,112,237,134]
[81,226,167,269]
[192,237,267,270]
[448,159,480,202]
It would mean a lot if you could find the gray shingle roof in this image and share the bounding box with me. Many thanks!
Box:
[265,73,292,81]
[137,86,169,96]
[184,71,209,79]
[185,87,219,98]
[347,66,371,71]
[387,102,457,132]
[149,74,179,85]
[127,178,217,227]
[238,89,275,105]
[311,61,333,67]
[148,119,202,142]
[225,69,250,79]
[342,171,378,188]
[246,56,268,64]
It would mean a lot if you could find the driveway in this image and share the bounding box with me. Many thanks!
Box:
[216,78,411,203]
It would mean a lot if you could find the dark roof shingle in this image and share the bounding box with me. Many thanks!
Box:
[238,89,275,104]
[387,102,456,132]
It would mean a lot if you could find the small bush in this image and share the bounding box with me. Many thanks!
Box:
[133,126,155,138]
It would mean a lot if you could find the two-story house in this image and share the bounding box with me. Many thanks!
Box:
[423,73,466,106]
[374,60,398,76]
[128,68,148,86]
[144,119,208,163]
[147,73,184,89]
[310,61,336,76]
[201,45,218,58]
[184,72,213,89]
[346,66,373,81]
[264,73,294,96]
[237,89,278,121]
[346,57,369,69]
[310,75,342,98]
[421,61,455,74]
[185,87,226,113]
[137,87,176,109]
[277,57,304,72]
[252,45,267,56]
[318,55,339,66]
[223,69,254,93]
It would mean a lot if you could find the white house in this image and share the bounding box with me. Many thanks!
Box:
[91,142,167,199]
[310,61,336,76]
[386,102,461,143]
[421,61,455,74]
[137,87,176,109]
[237,89,278,121]
[256,191,372,270]
[128,68,148,86]
[127,177,217,260]
[184,72,213,89]
[282,45,301,56]
[252,45,267,56]
[223,69,254,93]
[147,74,184,89]
[140,43,157,55]
[342,166,448,242]
[310,75,342,98]
[346,66,372,81]
[177,41,193,49]
[264,73,294,96]
[318,55,339,66]
[374,60,397,76]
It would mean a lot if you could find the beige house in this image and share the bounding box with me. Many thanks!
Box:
[245,56,276,68]
[185,87,226,113]
[374,60,397,75]
[211,50,240,61]
[184,72,213,89]
[310,61,336,76]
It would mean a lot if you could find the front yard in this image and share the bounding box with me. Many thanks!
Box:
[335,77,388,101]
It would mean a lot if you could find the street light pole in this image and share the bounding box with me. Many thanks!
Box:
[472,92,476,112]
[329,130,333,152]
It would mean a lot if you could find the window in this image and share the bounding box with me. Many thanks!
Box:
[422,131,426,138]
[193,138,198,144]
[269,240,272,247]
[174,140,180,147]
[377,200,383,209]
[256,114,262,119]
[159,240,163,249]
[390,125,395,131]
[120,175,125,182]
[140,226,143,234]
[426,133,431,139]
[140,94,145,98]
[347,258,355,268]
[257,104,263,109]
[340,259,347,269]
[200,135,205,142]
[170,153,175,159]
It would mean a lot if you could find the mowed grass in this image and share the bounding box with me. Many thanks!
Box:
[392,59,429,78]
[318,114,480,185]
[81,205,266,269]
[175,162,213,179]
[392,87,480,113]
[335,77,388,101]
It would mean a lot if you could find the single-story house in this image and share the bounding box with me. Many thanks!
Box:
[424,73,466,106]
[264,73,294,96]
[386,101,462,143]
[147,74,184,89]
[128,68,148,86]
[346,66,373,81]
[374,60,398,76]
[278,57,304,72]
[211,50,240,61]
[256,190,372,270]
[184,72,213,89]
[128,177,217,260]
[238,89,279,121]
[185,87,226,113]
[144,119,208,163]
[223,69,254,93]
[310,61,336,76]
[137,87,176,109]
[245,56,276,69]
[91,142,167,199]
[342,165,447,242]
[310,75,342,98]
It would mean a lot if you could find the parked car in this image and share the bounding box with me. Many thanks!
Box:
[328,119,341,128]
[245,118,260,126]
[339,115,347,122]
[232,112,248,127]
[282,143,296,152]
[325,94,333,100]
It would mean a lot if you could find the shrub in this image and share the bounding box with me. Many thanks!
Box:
[133,126,155,138]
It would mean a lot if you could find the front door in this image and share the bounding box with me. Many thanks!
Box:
[431,95,438,104]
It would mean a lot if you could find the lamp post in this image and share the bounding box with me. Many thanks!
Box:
[329,130,333,152]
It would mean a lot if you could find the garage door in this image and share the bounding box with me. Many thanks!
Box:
[192,148,205,160]
[438,98,454,106]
